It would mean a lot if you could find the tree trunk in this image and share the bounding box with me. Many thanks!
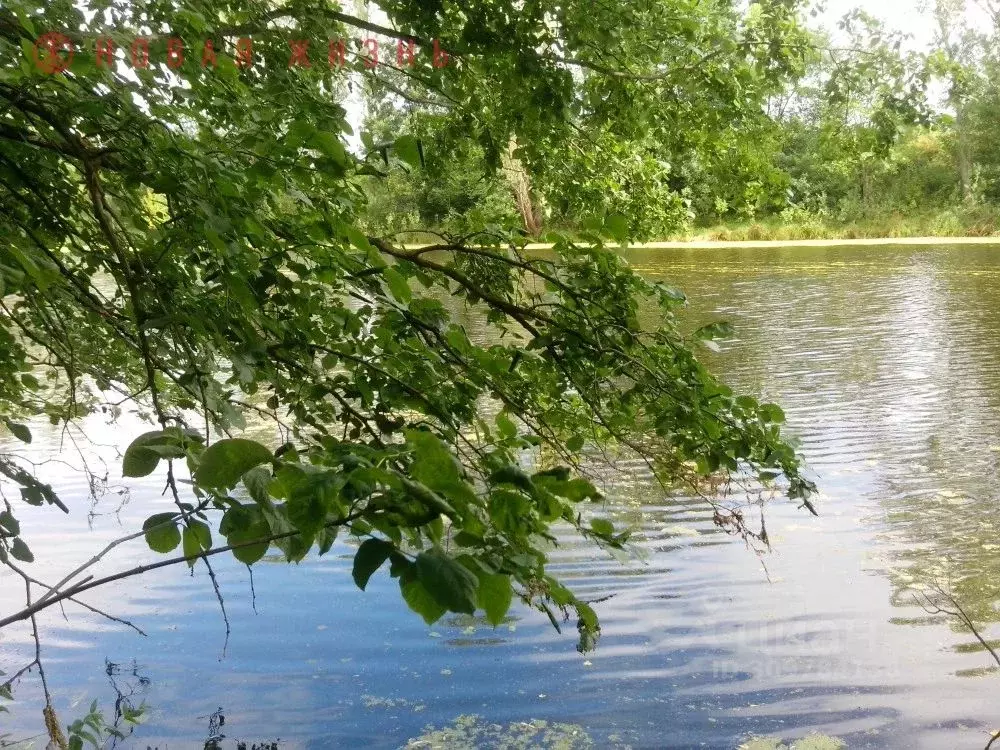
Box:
[956,104,972,202]
[502,136,543,237]
[860,161,872,208]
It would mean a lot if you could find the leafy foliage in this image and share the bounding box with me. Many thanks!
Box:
[66,700,145,750]
[359,0,809,239]
[0,0,816,665]
[697,2,1000,231]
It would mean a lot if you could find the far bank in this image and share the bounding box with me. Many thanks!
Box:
[403,236,1000,252]
[569,236,1000,250]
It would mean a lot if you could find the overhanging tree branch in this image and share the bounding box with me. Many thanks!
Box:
[0,510,368,629]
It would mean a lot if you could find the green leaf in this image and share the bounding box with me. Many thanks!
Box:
[575,600,600,653]
[400,576,446,624]
[19,485,45,506]
[284,468,342,534]
[693,321,735,341]
[495,412,517,438]
[389,551,412,578]
[760,403,786,424]
[603,214,629,243]
[414,548,479,615]
[262,504,313,563]
[123,447,160,478]
[533,466,570,482]
[345,225,373,253]
[286,492,329,536]
[194,439,272,490]
[566,434,584,452]
[123,431,170,478]
[242,466,272,504]
[316,525,338,555]
[17,12,36,36]
[122,429,192,478]
[222,505,271,564]
[285,119,314,148]
[489,465,534,494]
[311,131,348,166]
[3,419,30,444]
[384,266,412,303]
[563,478,602,502]
[590,518,614,537]
[182,520,212,566]
[477,573,513,626]
[406,430,476,511]
[394,134,422,169]
[453,530,483,547]
[0,511,19,536]
[143,513,181,553]
[352,538,395,590]
[219,504,253,535]
[228,522,271,565]
[10,537,33,563]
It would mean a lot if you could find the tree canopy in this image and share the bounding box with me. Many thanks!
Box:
[365,1,1000,241]
[0,1,818,730]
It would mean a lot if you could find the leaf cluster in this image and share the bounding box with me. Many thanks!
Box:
[0,0,815,648]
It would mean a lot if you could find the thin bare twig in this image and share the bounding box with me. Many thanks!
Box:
[23,579,68,749]
[0,510,366,629]
[202,556,231,658]
[916,583,1000,669]
[32,513,185,610]
[164,463,230,653]
[248,564,257,615]
[5,561,147,636]
[914,582,1000,750]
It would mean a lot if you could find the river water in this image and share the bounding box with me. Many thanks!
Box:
[2,243,999,749]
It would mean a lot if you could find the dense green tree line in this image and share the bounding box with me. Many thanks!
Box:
[365,0,1000,240]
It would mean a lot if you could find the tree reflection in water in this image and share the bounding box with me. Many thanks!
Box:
[198,707,280,750]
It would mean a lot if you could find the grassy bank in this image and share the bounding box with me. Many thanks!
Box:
[384,206,1000,247]
[674,205,1000,242]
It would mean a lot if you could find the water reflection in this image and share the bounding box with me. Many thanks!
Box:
[200,707,280,750]
[630,247,1000,626]
[3,244,1000,748]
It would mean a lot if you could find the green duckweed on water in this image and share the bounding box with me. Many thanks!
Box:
[739,734,847,750]
[401,715,845,750]
[402,715,601,749]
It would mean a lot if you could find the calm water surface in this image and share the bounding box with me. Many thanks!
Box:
[2,244,1000,748]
